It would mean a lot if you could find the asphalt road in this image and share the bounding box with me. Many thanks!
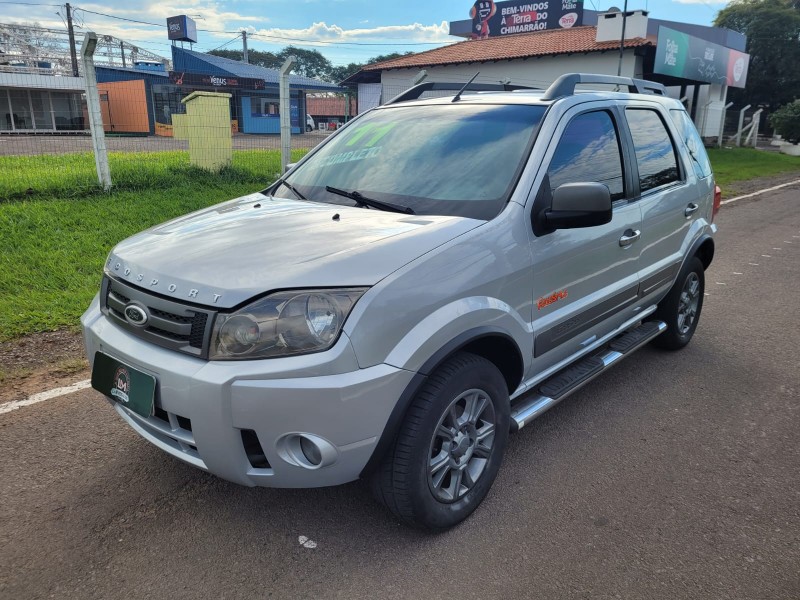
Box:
[1,188,799,599]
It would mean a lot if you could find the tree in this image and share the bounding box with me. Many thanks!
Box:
[769,99,800,142]
[208,48,280,69]
[274,46,333,80]
[714,0,800,110]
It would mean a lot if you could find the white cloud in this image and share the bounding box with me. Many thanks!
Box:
[249,20,452,46]
[670,0,730,4]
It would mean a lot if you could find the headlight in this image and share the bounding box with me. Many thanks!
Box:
[209,288,367,360]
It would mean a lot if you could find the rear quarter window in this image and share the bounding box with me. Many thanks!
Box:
[669,109,713,180]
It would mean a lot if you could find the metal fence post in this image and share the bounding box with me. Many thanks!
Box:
[746,109,763,148]
[280,56,297,175]
[718,101,734,148]
[81,32,111,191]
[735,104,751,147]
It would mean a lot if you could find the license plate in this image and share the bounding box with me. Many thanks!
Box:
[91,352,156,418]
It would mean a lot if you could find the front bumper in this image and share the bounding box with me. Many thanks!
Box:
[81,295,414,488]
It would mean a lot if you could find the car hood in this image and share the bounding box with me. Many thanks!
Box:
[105,193,482,309]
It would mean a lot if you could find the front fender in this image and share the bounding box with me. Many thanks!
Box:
[383,296,531,373]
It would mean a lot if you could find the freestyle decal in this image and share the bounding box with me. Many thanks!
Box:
[537,289,568,310]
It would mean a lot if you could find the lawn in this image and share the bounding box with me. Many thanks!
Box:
[707,147,800,190]
[0,146,798,342]
[0,149,295,201]
[0,148,307,340]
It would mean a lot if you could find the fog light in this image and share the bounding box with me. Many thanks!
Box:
[300,436,322,466]
[276,433,338,469]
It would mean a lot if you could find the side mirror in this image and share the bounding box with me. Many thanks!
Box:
[544,182,612,229]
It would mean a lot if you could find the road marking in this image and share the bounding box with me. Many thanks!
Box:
[715,282,727,285]
[721,179,800,205]
[785,241,793,244]
[733,272,743,275]
[748,263,759,266]
[0,379,91,416]
[762,255,772,258]
[773,248,782,251]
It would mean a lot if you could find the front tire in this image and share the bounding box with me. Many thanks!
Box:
[651,256,705,350]
[371,352,510,530]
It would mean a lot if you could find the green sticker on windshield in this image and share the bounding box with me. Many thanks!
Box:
[345,122,398,148]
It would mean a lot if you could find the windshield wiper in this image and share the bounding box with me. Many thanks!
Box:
[274,179,307,201]
[325,186,415,215]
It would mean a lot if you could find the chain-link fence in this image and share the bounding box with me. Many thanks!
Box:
[1,24,357,201]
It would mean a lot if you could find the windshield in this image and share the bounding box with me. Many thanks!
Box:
[278,103,547,220]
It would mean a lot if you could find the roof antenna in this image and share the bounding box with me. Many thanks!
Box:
[452,72,480,103]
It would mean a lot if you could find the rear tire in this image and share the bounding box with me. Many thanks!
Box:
[651,256,705,350]
[371,352,510,530]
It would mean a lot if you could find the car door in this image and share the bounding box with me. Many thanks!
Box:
[621,104,698,301]
[529,105,643,369]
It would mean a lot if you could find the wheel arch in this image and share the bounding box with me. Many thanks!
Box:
[694,235,715,270]
[359,327,523,478]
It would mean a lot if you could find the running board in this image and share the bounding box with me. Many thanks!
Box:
[510,320,667,432]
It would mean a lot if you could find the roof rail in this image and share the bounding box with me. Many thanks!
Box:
[386,81,535,105]
[542,73,667,100]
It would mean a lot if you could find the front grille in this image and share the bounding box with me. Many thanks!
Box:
[102,276,216,358]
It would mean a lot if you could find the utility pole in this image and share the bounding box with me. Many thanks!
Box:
[616,0,628,77]
[66,3,79,77]
[242,31,249,64]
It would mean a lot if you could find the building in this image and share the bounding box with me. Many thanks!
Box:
[343,5,749,138]
[94,47,342,137]
[306,95,357,128]
[1,24,170,134]
[0,71,86,133]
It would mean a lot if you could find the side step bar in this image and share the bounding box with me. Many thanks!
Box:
[510,320,666,432]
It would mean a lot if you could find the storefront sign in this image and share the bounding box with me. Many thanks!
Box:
[169,71,266,90]
[654,26,749,88]
[167,15,198,43]
[469,0,583,39]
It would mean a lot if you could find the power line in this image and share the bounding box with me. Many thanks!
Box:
[209,33,242,52]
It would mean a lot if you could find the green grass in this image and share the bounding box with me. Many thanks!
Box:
[707,147,800,190]
[0,149,307,201]
[0,182,265,340]
[1,145,799,342]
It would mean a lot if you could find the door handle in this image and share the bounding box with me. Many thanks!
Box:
[619,229,641,247]
[685,203,699,217]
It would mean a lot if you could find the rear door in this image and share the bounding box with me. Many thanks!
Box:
[621,104,697,301]
[529,105,642,366]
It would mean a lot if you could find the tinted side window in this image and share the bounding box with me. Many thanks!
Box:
[548,110,625,201]
[626,108,680,193]
[669,109,712,179]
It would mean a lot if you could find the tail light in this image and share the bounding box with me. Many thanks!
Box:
[712,184,722,222]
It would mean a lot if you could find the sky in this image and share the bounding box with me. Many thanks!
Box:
[1,0,735,67]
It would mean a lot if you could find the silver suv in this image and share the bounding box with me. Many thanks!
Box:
[82,73,720,529]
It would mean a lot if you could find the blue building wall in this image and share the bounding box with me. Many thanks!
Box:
[241,94,303,134]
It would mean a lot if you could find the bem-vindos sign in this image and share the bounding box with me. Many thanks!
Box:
[469,0,583,39]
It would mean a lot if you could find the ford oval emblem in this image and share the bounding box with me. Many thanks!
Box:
[124,304,148,326]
